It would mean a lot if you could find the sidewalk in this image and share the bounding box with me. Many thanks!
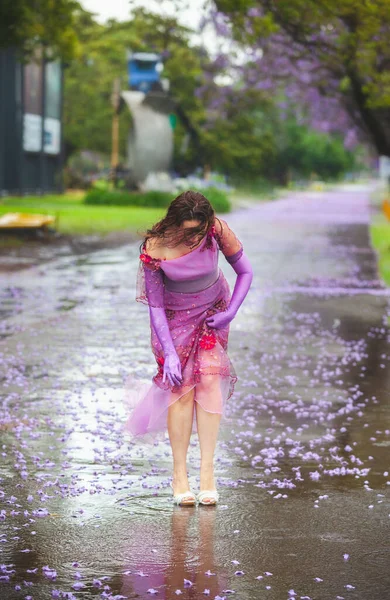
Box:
[0,182,389,600]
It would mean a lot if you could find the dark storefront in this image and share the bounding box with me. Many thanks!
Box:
[0,47,65,196]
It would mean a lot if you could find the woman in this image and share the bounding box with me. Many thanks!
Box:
[122,190,253,506]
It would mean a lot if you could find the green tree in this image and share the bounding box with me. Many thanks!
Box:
[198,90,277,179]
[1,0,79,61]
[272,119,356,182]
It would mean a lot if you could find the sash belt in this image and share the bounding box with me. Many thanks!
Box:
[163,267,220,293]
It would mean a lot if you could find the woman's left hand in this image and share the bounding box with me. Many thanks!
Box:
[205,311,233,329]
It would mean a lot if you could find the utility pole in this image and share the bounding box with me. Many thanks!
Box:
[110,77,121,188]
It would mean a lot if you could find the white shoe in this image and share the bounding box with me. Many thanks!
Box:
[170,482,196,506]
[197,489,219,505]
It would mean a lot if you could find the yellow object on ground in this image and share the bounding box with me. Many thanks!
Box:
[382,199,390,220]
[0,212,56,229]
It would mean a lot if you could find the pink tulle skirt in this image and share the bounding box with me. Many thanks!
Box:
[121,269,237,444]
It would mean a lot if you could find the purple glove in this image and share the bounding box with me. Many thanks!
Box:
[205,251,253,329]
[149,306,183,387]
[144,266,183,387]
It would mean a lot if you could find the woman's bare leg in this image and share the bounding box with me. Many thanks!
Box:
[195,399,221,502]
[167,387,195,495]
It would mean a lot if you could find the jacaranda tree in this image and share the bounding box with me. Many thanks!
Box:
[203,0,390,157]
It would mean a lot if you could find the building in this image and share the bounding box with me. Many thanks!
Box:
[0,47,65,196]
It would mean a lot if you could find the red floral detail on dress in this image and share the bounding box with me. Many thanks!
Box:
[197,296,229,350]
[156,355,165,375]
[139,244,162,271]
[199,330,217,350]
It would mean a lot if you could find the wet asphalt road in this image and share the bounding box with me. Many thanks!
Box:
[0,182,389,600]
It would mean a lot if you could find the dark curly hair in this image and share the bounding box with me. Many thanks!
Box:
[139,190,217,251]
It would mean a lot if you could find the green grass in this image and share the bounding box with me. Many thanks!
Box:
[370,213,390,287]
[0,193,166,236]
[369,184,390,287]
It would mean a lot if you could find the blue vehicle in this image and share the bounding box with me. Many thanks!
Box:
[127,51,163,93]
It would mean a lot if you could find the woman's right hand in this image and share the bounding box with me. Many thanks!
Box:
[162,351,183,387]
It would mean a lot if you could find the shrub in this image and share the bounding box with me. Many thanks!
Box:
[91,179,111,192]
[83,186,231,212]
[83,189,172,208]
[192,186,231,213]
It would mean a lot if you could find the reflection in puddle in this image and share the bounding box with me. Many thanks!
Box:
[119,507,229,598]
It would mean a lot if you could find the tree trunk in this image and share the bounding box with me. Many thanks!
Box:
[348,70,390,157]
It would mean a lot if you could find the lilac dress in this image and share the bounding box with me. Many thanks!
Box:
[121,218,244,444]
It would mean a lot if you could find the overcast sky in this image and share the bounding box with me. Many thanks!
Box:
[78,1,236,65]
[79,0,207,30]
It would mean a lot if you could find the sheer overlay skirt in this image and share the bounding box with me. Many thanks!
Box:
[121,270,237,444]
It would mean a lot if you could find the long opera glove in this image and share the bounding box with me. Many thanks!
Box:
[205,251,253,329]
[144,266,183,387]
[149,306,183,387]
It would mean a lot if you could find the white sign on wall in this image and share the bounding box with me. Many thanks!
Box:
[23,114,61,154]
[23,113,42,152]
[44,117,61,154]
[379,156,390,179]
